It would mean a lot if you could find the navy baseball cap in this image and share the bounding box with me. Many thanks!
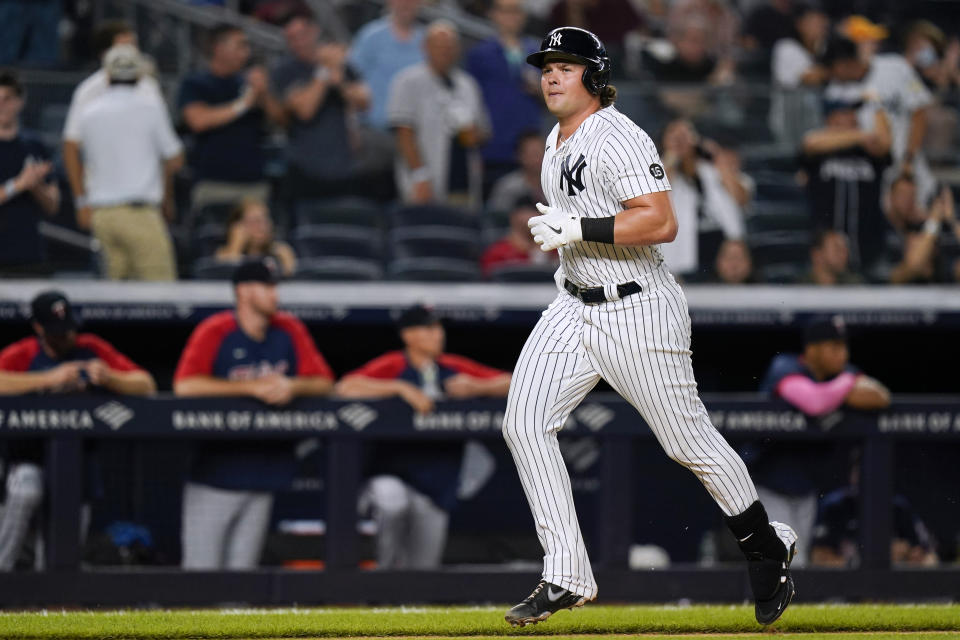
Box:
[31,290,79,334]
[397,304,440,329]
[803,315,847,345]
[232,257,279,285]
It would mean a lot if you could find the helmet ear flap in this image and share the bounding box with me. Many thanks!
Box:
[582,57,611,94]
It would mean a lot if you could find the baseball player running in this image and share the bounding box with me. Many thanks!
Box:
[502,27,797,628]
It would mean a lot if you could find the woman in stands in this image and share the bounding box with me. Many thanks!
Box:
[215,197,297,276]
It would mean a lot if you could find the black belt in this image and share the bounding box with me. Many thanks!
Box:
[564,279,642,304]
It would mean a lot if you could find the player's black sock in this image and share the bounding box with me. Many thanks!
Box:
[725,500,785,560]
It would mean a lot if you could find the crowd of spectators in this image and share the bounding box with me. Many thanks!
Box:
[1,1,959,286]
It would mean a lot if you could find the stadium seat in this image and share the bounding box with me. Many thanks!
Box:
[192,223,226,258]
[191,256,240,280]
[392,203,479,229]
[293,224,383,260]
[748,230,812,281]
[387,257,481,282]
[295,257,383,281]
[749,200,811,222]
[192,201,235,227]
[754,179,806,203]
[390,226,481,260]
[294,197,384,228]
[746,207,812,234]
[488,263,557,283]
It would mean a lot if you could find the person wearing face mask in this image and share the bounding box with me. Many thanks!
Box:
[0,290,157,571]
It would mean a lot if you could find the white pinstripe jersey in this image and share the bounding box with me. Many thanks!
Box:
[542,105,671,288]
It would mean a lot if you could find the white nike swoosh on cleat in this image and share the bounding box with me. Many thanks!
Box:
[547,587,566,601]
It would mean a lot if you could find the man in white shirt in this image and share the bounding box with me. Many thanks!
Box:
[388,20,490,208]
[824,36,935,205]
[62,21,165,212]
[65,45,184,281]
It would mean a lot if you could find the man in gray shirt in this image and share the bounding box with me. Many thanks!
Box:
[272,12,371,201]
[388,20,490,209]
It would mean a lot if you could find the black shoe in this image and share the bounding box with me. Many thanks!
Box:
[751,521,798,625]
[504,580,586,627]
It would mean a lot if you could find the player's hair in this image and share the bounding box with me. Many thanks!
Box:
[0,69,24,97]
[599,83,617,107]
[93,20,135,59]
[205,23,244,57]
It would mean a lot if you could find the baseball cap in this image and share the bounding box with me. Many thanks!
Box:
[232,257,279,285]
[104,44,144,82]
[31,290,79,334]
[839,15,889,43]
[397,304,440,329]
[803,315,847,345]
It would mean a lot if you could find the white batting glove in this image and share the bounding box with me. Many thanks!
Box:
[528,202,583,251]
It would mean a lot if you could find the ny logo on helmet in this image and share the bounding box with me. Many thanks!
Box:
[560,154,587,196]
[549,32,562,47]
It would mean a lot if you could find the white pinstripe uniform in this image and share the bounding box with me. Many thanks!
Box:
[502,105,760,599]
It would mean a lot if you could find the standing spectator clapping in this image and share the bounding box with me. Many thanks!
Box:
[0,70,60,277]
[273,13,372,201]
[178,24,286,209]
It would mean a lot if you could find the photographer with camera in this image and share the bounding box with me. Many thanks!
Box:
[659,118,752,279]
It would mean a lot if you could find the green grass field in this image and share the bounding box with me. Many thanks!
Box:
[1,604,958,639]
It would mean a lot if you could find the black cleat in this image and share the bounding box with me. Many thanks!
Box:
[752,521,798,625]
[504,580,586,627]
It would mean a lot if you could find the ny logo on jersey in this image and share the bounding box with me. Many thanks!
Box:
[559,153,587,196]
[549,32,562,47]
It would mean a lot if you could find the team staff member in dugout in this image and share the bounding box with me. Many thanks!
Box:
[173,258,334,569]
[0,290,156,571]
[336,304,511,569]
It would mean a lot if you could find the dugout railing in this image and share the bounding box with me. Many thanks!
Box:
[0,394,958,606]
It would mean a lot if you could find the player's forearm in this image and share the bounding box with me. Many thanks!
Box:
[474,374,512,397]
[335,376,409,399]
[0,370,55,395]
[290,376,334,397]
[103,369,157,396]
[776,372,857,416]
[173,376,258,397]
[62,141,85,200]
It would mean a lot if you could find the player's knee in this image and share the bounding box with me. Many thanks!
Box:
[5,464,43,506]
[365,475,412,519]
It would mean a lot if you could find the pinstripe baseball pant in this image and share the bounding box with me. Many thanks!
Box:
[502,266,758,599]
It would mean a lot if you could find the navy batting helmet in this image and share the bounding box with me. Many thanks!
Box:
[526,26,611,95]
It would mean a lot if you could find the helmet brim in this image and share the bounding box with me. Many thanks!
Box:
[527,49,593,68]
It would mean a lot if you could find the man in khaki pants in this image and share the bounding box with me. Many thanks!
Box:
[66,44,183,280]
